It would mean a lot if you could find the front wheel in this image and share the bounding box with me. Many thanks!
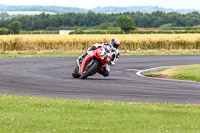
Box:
[72,65,81,78]
[81,60,99,79]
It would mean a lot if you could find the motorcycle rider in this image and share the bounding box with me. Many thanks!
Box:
[78,38,120,77]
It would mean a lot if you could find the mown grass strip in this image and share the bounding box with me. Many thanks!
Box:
[0,52,83,57]
[0,95,200,133]
[1,49,200,57]
[144,64,200,82]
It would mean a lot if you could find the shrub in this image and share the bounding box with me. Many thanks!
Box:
[0,28,9,35]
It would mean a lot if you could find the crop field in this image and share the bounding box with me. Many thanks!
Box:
[5,11,56,15]
[0,34,200,53]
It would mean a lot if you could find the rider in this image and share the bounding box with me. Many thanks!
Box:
[78,38,120,77]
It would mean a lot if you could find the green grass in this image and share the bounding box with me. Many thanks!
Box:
[0,95,200,132]
[121,49,200,56]
[1,49,200,57]
[144,64,200,82]
[0,52,83,57]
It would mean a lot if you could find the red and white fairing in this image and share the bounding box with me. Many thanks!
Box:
[80,44,112,75]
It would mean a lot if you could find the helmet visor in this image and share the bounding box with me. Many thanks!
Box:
[113,43,119,49]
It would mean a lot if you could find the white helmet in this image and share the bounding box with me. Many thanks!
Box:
[110,38,120,50]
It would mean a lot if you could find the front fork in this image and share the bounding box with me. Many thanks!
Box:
[76,58,81,75]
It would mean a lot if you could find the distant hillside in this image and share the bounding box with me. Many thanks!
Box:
[0,4,86,13]
[92,6,199,14]
[0,4,199,14]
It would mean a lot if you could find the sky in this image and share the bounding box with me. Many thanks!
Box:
[0,0,200,10]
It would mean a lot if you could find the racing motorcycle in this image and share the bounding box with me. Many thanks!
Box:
[72,44,112,79]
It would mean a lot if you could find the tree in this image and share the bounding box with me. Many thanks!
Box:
[116,15,136,32]
[9,21,22,34]
[186,20,192,30]
[0,28,9,35]
[74,28,85,34]
[0,12,9,19]
[99,22,111,30]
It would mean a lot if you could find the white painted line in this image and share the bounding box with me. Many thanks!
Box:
[126,69,141,72]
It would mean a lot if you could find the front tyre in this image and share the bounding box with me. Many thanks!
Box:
[72,65,81,78]
[81,60,99,79]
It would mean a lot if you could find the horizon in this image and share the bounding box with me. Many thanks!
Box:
[0,4,199,11]
[0,0,200,10]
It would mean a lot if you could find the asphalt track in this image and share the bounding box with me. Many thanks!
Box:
[0,55,200,104]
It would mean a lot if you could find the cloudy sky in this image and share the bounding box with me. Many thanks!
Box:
[0,0,199,10]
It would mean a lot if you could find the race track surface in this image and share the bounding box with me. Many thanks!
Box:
[0,55,200,104]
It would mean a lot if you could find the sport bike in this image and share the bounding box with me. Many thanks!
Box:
[72,45,112,79]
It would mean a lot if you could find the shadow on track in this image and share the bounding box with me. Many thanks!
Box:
[69,77,119,81]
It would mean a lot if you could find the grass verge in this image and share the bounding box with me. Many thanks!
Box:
[0,51,82,57]
[1,49,200,57]
[0,95,200,132]
[144,64,200,82]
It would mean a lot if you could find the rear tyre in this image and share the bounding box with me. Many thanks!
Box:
[81,60,99,79]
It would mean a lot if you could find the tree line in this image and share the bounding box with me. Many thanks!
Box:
[0,11,200,31]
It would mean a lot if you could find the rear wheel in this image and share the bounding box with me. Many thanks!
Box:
[81,60,99,79]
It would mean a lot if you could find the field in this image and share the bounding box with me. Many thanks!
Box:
[1,35,200,132]
[1,34,200,54]
[5,11,56,15]
[0,95,200,133]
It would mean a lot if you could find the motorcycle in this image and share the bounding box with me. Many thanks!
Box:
[72,44,112,79]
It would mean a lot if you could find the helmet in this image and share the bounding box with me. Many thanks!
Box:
[110,38,120,50]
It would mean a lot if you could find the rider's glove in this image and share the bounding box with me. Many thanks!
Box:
[101,54,108,60]
[111,61,115,66]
